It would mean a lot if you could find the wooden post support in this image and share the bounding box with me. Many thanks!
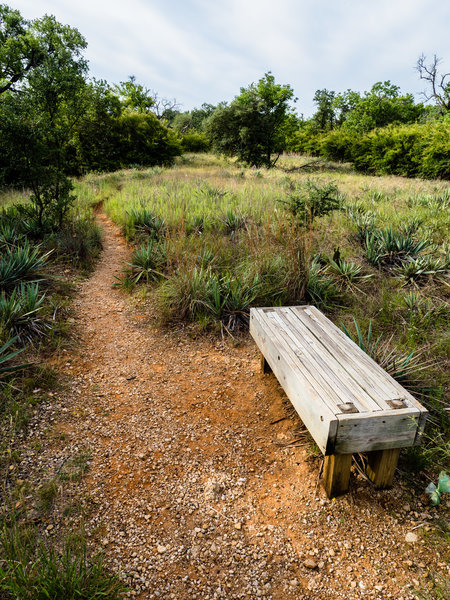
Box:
[366,448,400,488]
[260,352,272,374]
[323,453,352,498]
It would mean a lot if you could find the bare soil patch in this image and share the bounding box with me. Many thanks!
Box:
[19,213,448,599]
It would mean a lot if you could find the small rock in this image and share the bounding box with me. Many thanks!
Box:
[234,522,242,530]
[304,559,318,569]
[405,532,418,543]
[157,545,166,554]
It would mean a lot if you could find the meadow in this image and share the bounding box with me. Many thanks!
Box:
[74,153,450,471]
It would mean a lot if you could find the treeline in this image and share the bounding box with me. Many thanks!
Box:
[287,83,450,179]
[1,3,449,189]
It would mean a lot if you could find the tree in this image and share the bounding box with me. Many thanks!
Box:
[205,73,297,167]
[0,4,44,94]
[312,89,336,131]
[115,75,155,113]
[416,54,450,113]
[0,12,89,230]
[340,81,424,133]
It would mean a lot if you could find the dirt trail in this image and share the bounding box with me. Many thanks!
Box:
[25,214,447,599]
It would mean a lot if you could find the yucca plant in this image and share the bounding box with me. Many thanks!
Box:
[126,241,168,283]
[0,336,30,377]
[0,222,25,249]
[342,318,430,392]
[327,258,373,290]
[351,212,377,242]
[364,228,432,266]
[220,209,248,235]
[217,273,262,330]
[396,254,450,285]
[305,257,342,310]
[125,208,166,240]
[0,283,48,341]
[0,242,51,291]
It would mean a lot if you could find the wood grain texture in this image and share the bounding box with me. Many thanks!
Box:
[366,448,401,488]
[323,454,352,498]
[249,306,428,457]
[250,311,337,454]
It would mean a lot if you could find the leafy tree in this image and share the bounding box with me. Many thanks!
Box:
[0,4,44,94]
[115,75,155,113]
[0,12,88,230]
[205,73,297,167]
[341,81,424,133]
[312,89,336,131]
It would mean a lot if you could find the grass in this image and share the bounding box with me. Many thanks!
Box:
[85,152,449,471]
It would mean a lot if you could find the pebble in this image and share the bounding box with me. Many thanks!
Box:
[304,559,318,569]
[405,532,418,543]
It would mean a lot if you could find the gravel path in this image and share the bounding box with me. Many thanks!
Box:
[21,213,448,599]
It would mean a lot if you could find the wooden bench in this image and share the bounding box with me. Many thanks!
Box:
[250,306,428,498]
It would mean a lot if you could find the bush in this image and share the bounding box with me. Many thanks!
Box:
[180,132,210,152]
[282,179,342,226]
[320,129,355,163]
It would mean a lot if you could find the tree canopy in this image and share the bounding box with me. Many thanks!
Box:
[205,73,297,167]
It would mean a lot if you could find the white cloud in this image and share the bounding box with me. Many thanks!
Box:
[10,0,450,114]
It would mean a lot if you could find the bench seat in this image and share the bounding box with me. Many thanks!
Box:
[250,306,428,497]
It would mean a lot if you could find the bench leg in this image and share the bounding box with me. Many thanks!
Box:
[366,448,400,488]
[323,454,352,498]
[260,352,272,374]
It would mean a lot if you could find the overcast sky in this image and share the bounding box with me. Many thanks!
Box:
[11,0,450,117]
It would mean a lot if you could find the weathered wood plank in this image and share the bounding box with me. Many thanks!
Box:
[334,410,419,453]
[303,306,423,409]
[292,307,395,409]
[250,311,338,454]
[323,454,352,497]
[276,308,380,413]
[264,310,361,413]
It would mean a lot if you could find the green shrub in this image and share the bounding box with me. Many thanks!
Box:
[180,132,210,152]
[320,129,355,163]
[282,179,342,226]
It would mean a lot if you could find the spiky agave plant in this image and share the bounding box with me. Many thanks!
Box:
[327,258,373,291]
[341,318,431,392]
[0,336,30,378]
[0,283,48,342]
[126,241,168,283]
[396,254,450,285]
[0,242,51,291]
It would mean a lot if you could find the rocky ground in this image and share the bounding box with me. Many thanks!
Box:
[15,213,449,599]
